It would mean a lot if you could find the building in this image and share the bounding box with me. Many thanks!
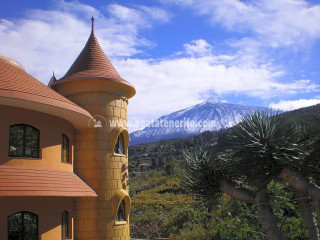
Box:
[0,17,135,240]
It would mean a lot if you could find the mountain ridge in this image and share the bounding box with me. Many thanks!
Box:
[130,98,270,145]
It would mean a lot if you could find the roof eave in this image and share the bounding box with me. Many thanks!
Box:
[0,96,93,129]
[0,166,97,197]
[52,77,136,99]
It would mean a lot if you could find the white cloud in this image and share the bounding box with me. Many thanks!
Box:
[139,6,172,23]
[1,0,319,132]
[107,4,146,26]
[269,98,320,111]
[0,12,90,82]
[173,0,320,48]
[107,4,172,28]
[56,0,99,18]
[183,39,213,57]
[0,1,171,82]
[114,56,319,131]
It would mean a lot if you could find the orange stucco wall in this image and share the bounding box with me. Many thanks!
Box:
[0,105,74,172]
[0,197,73,240]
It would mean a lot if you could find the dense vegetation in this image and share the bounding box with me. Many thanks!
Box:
[129,104,320,240]
[129,130,219,173]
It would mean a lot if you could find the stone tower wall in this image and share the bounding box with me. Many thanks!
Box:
[68,91,130,240]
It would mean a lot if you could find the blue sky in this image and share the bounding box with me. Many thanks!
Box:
[1,0,320,131]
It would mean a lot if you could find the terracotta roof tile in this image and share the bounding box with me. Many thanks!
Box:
[0,58,83,110]
[60,31,126,82]
[0,165,97,197]
[48,71,57,87]
[55,21,134,90]
[0,57,92,127]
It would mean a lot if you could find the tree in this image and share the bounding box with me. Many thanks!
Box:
[158,157,165,170]
[151,157,157,169]
[165,162,175,176]
[184,150,285,240]
[184,112,320,240]
[224,112,320,240]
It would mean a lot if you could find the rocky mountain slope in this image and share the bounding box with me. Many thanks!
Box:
[130,98,270,145]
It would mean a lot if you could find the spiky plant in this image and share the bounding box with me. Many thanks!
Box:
[183,112,320,240]
[183,149,226,203]
[224,111,307,188]
[183,148,255,204]
[224,111,320,240]
[183,148,286,240]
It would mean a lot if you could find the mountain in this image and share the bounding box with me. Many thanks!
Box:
[128,104,320,171]
[130,98,270,145]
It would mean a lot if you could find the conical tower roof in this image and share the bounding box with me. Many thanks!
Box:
[48,71,57,87]
[52,17,135,98]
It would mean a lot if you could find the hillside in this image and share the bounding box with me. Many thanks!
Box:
[129,104,320,239]
[281,103,320,134]
[129,130,220,173]
[129,103,320,171]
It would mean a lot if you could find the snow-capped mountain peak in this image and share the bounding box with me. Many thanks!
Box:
[205,97,221,104]
[130,98,270,145]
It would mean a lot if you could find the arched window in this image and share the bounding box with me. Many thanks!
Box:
[8,211,38,240]
[61,134,70,163]
[9,124,39,158]
[116,200,126,222]
[114,133,125,155]
[61,211,69,239]
[112,190,130,225]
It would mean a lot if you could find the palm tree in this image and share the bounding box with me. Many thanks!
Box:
[224,112,305,185]
[183,150,255,204]
[225,112,319,240]
[184,112,320,239]
[183,149,285,240]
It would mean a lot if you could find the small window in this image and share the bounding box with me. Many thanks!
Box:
[9,124,39,158]
[62,134,70,163]
[116,200,126,222]
[8,211,38,240]
[114,133,125,155]
[61,211,69,240]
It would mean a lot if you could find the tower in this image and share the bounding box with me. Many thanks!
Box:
[51,17,135,240]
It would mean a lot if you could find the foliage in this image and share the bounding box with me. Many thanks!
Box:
[223,112,308,188]
[164,161,176,176]
[131,174,195,209]
[130,170,310,239]
[182,149,236,203]
[129,104,320,239]
[130,172,196,239]
[182,112,319,239]
[129,130,219,173]
[267,181,308,239]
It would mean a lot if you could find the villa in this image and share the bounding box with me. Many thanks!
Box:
[0,18,135,240]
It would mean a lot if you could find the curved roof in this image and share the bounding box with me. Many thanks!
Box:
[51,18,135,98]
[0,56,92,128]
[0,56,25,71]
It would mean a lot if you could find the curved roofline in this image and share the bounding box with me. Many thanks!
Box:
[0,59,93,128]
[0,96,92,128]
[0,56,25,71]
[52,76,136,99]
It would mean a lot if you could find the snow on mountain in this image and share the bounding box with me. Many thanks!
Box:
[130,98,270,145]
